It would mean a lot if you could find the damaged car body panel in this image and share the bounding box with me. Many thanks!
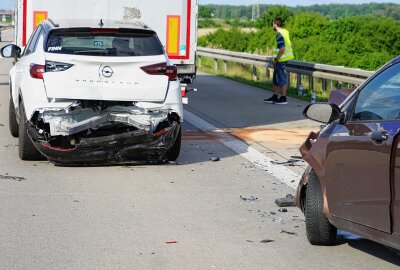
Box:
[28,100,181,164]
[296,56,400,250]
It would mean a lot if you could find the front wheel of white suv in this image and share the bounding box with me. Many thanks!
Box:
[9,96,19,138]
[18,101,44,161]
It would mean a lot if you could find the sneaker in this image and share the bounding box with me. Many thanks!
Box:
[274,96,288,105]
[264,95,278,103]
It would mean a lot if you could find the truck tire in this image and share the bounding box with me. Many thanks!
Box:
[18,101,43,160]
[305,170,337,245]
[167,127,181,161]
[9,97,19,137]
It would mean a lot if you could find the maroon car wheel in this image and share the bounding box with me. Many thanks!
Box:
[305,170,337,245]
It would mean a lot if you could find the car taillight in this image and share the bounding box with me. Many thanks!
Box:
[45,60,74,72]
[141,62,177,81]
[30,64,45,79]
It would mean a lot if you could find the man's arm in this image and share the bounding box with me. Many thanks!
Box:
[274,33,285,64]
[275,48,285,62]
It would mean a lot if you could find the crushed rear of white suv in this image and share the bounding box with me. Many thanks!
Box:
[1,19,183,165]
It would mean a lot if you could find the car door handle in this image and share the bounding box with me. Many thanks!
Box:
[370,130,389,142]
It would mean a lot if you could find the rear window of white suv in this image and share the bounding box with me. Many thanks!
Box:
[45,29,164,57]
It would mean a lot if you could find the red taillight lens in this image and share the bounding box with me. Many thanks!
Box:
[30,64,45,79]
[141,62,177,81]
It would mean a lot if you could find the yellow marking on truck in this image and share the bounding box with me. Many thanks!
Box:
[33,11,48,28]
[167,16,180,55]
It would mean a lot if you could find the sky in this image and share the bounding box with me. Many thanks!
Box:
[1,0,399,9]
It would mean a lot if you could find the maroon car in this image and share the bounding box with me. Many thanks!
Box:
[296,55,400,250]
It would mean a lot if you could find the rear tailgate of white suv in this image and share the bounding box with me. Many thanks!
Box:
[43,28,171,102]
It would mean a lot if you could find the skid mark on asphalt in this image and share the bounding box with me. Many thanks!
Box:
[184,110,301,189]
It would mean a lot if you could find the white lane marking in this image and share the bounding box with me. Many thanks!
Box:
[184,109,300,189]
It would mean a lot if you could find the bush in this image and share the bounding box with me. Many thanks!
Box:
[199,12,400,70]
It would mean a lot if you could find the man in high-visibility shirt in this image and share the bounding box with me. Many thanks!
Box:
[264,17,294,105]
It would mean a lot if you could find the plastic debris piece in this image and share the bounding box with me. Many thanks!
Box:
[240,195,258,202]
[260,239,274,243]
[271,159,303,166]
[165,241,177,244]
[275,194,295,207]
[281,230,298,236]
[278,208,288,213]
[0,175,25,181]
[210,156,220,162]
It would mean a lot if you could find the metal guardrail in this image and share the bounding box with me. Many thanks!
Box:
[197,47,375,90]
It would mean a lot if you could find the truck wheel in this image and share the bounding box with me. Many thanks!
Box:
[18,101,43,160]
[305,170,337,245]
[9,97,19,137]
[167,127,181,161]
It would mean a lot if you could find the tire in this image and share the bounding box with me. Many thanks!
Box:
[9,96,19,137]
[18,101,43,160]
[305,170,337,245]
[167,127,181,161]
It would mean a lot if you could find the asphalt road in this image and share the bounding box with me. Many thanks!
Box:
[0,35,400,269]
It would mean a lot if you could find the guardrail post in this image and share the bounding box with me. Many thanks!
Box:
[214,58,218,71]
[287,72,291,87]
[297,74,301,88]
[266,67,270,79]
[223,60,227,73]
[252,65,257,81]
[322,79,327,92]
[336,81,342,89]
[198,56,202,68]
[309,76,314,91]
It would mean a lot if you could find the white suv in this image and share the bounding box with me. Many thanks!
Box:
[1,19,183,165]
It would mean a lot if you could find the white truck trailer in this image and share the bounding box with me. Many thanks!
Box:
[13,0,198,83]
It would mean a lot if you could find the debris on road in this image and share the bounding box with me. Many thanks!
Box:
[260,239,274,243]
[0,174,26,181]
[278,208,288,213]
[281,230,298,236]
[210,156,220,162]
[270,211,277,215]
[273,217,284,225]
[165,241,178,244]
[240,195,258,202]
[271,159,303,166]
[275,194,295,207]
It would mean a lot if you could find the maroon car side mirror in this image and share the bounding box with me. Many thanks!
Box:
[303,103,341,124]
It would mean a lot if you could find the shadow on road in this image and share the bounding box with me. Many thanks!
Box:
[336,230,400,266]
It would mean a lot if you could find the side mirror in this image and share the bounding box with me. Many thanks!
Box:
[303,103,341,124]
[1,44,22,58]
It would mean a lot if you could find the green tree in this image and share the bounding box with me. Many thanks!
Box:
[199,6,213,18]
[255,6,294,29]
